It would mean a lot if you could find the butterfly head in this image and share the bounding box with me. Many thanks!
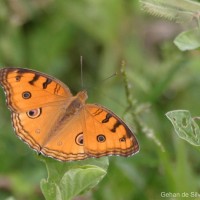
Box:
[76,90,88,103]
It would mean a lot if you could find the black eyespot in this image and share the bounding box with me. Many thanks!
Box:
[26,108,41,119]
[119,137,126,142]
[16,76,21,81]
[22,91,31,99]
[75,132,84,146]
[97,134,106,143]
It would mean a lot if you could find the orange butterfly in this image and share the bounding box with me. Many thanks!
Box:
[0,67,139,161]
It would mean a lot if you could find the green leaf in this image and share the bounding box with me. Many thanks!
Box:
[140,0,200,23]
[5,198,16,200]
[166,110,200,146]
[40,157,109,200]
[174,28,200,51]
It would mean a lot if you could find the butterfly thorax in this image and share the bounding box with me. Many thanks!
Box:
[76,90,88,103]
[61,90,87,119]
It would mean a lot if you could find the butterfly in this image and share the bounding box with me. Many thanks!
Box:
[0,67,139,161]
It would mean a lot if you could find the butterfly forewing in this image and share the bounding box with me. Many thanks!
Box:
[83,104,139,157]
[0,68,72,112]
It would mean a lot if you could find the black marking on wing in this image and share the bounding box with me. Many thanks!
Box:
[43,78,52,89]
[75,132,84,145]
[110,121,121,133]
[16,69,31,74]
[93,108,103,116]
[15,74,22,82]
[54,83,61,94]
[22,91,32,99]
[102,113,112,123]
[15,69,27,82]
[119,136,126,142]
[29,74,40,85]
[97,134,106,142]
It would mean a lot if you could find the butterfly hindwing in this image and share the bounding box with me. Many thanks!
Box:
[41,112,87,161]
[11,102,88,161]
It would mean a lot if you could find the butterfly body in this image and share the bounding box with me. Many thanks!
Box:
[0,67,139,161]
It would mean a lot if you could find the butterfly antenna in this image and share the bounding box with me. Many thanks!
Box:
[80,55,84,88]
[102,72,118,82]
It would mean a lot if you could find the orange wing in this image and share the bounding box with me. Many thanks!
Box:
[0,68,72,112]
[12,105,87,161]
[41,113,88,161]
[82,104,139,157]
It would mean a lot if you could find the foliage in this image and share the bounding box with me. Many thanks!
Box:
[140,0,200,50]
[40,157,108,200]
[140,0,200,150]
[0,0,200,200]
[166,110,200,146]
[140,0,200,23]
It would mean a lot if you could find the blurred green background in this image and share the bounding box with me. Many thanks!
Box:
[0,0,200,200]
